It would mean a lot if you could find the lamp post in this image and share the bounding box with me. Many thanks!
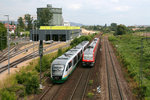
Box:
[32,18,35,59]
[4,15,10,74]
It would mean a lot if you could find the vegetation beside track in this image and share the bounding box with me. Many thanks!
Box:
[0,33,98,100]
[109,34,150,99]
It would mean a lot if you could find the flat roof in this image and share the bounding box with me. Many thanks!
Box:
[40,26,80,30]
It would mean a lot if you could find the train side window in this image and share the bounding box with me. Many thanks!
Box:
[69,61,72,68]
[73,57,76,66]
[78,53,80,60]
[66,65,69,71]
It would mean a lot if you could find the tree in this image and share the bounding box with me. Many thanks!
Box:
[115,24,127,35]
[33,20,38,29]
[37,8,53,27]
[25,14,33,31]
[17,17,25,29]
[110,23,117,31]
[0,23,7,50]
[145,27,150,32]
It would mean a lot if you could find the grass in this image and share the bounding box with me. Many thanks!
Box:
[88,80,93,85]
[87,92,94,98]
[109,34,150,99]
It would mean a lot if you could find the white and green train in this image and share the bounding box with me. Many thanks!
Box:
[51,41,89,83]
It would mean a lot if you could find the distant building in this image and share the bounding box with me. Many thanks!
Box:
[37,4,63,26]
[64,21,70,26]
[4,23,16,33]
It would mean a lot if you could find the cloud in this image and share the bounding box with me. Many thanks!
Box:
[111,0,119,3]
[67,4,82,10]
[114,6,130,11]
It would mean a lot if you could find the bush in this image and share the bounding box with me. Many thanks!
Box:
[16,72,39,95]
[16,72,31,84]
[70,34,97,47]
[57,48,62,57]
[109,34,150,98]
[35,55,50,72]
[0,90,17,100]
[25,75,39,94]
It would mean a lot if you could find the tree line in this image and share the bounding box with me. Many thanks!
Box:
[17,8,53,33]
[82,23,150,36]
[0,8,53,50]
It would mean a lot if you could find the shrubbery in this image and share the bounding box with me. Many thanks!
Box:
[70,33,97,46]
[16,71,39,95]
[35,55,50,72]
[0,90,17,100]
[109,34,150,99]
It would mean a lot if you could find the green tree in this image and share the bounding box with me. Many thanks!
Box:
[110,23,117,31]
[37,8,53,27]
[115,24,127,35]
[145,27,150,32]
[33,20,38,29]
[24,14,33,31]
[0,23,7,50]
[17,17,25,29]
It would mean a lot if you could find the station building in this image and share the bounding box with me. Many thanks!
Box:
[30,26,81,41]
[30,4,81,42]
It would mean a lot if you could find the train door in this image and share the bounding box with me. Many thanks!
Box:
[68,61,72,75]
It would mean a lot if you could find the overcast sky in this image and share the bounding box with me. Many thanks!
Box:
[0,0,150,25]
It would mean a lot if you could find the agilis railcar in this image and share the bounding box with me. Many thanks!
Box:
[51,41,89,83]
[82,38,99,67]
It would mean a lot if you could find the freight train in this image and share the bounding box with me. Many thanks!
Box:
[51,41,89,83]
[82,38,99,67]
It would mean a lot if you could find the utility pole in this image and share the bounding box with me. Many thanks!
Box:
[32,18,35,59]
[39,40,43,89]
[4,15,10,74]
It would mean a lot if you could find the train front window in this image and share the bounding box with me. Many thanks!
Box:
[52,65,64,76]
[84,55,93,60]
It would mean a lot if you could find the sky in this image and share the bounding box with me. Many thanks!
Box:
[0,0,150,26]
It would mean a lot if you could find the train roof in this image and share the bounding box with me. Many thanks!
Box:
[84,38,99,55]
[52,41,89,65]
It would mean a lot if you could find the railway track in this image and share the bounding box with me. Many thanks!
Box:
[0,43,38,63]
[37,35,101,100]
[0,42,58,63]
[104,38,123,100]
[0,42,69,74]
[38,68,91,100]
[69,69,91,100]
[0,42,31,62]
